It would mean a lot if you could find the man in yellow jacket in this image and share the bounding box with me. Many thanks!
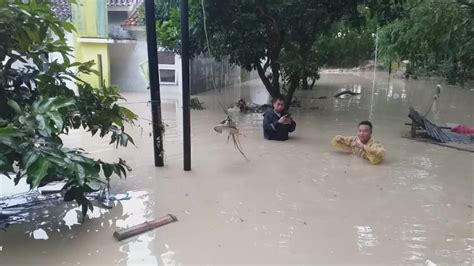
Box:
[331,121,385,164]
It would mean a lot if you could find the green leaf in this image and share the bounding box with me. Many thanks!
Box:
[27,156,50,188]
[35,114,52,136]
[0,153,14,173]
[83,184,96,193]
[51,97,75,111]
[117,164,127,178]
[48,111,64,131]
[44,155,67,167]
[7,99,22,114]
[75,164,86,184]
[0,125,21,138]
[32,97,43,112]
[119,106,138,121]
[61,21,76,33]
[102,163,113,178]
[127,134,135,146]
[23,151,40,170]
[64,187,76,201]
[37,97,57,113]
[39,23,48,42]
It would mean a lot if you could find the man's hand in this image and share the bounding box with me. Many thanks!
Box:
[351,138,365,149]
[278,114,290,124]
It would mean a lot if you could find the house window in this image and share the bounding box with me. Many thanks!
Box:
[157,51,176,85]
[158,51,175,65]
[159,67,177,84]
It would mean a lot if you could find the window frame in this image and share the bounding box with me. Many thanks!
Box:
[158,64,177,85]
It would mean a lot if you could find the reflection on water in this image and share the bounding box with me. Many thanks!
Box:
[355,225,379,255]
[31,228,49,240]
[0,72,473,265]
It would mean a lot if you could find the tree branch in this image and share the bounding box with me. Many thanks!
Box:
[263,57,271,72]
[256,63,278,98]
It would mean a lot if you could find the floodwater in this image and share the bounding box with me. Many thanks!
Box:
[0,72,473,265]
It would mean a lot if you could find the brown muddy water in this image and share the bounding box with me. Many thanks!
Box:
[0,72,473,265]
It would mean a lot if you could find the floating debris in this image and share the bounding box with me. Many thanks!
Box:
[232,99,271,113]
[214,104,249,160]
[312,96,328,99]
[113,214,178,241]
[189,97,205,110]
[334,90,361,98]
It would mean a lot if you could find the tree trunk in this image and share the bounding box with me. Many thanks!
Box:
[256,63,279,98]
[271,61,280,93]
[284,76,299,111]
[388,59,392,75]
[309,78,316,90]
[255,0,283,100]
[302,76,309,90]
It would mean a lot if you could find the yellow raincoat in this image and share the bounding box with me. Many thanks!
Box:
[331,135,385,164]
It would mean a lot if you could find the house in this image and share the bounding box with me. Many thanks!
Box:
[51,0,241,98]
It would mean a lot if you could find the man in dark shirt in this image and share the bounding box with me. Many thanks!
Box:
[263,96,296,141]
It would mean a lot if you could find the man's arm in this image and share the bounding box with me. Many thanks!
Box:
[330,135,354,152]
[263,113,280,135]
[363,141,385,164]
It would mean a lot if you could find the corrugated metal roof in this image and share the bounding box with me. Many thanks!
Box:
[51,0,72,20]
[107,0,139,7]
[408,107,473,144]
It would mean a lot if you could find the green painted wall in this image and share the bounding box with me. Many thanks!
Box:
[71,0,110,87]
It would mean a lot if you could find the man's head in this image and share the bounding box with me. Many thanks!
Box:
[357,121,373,144]
[272,96,285,113]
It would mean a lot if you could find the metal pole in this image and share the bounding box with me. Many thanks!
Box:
[181,0,191,171]
[369,28,378,122]
[145,0,164,167]
[97,54,104,88]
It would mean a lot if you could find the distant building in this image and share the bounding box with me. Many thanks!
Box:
[51,0,240,97]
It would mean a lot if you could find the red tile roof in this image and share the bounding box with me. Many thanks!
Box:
[121,9,142,27]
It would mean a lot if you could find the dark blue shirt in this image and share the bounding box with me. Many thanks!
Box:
[263,110,296,141]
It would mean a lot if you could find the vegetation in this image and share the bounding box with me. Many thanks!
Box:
[0,0,137,217]
[376,0,474,84]
[189,97,205,110]
[149,0,361,106]
[317,15,377,69]
[147,0,472,98]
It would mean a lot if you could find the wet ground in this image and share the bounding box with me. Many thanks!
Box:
[0,72,473,265]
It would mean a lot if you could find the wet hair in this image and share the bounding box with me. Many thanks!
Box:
[358,120,373,129]
[272,96,285,104]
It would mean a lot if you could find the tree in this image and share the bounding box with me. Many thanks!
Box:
[316,17,377,69]
[376,0,474,84]
[0,0,137,217]
[151,0,361,107]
